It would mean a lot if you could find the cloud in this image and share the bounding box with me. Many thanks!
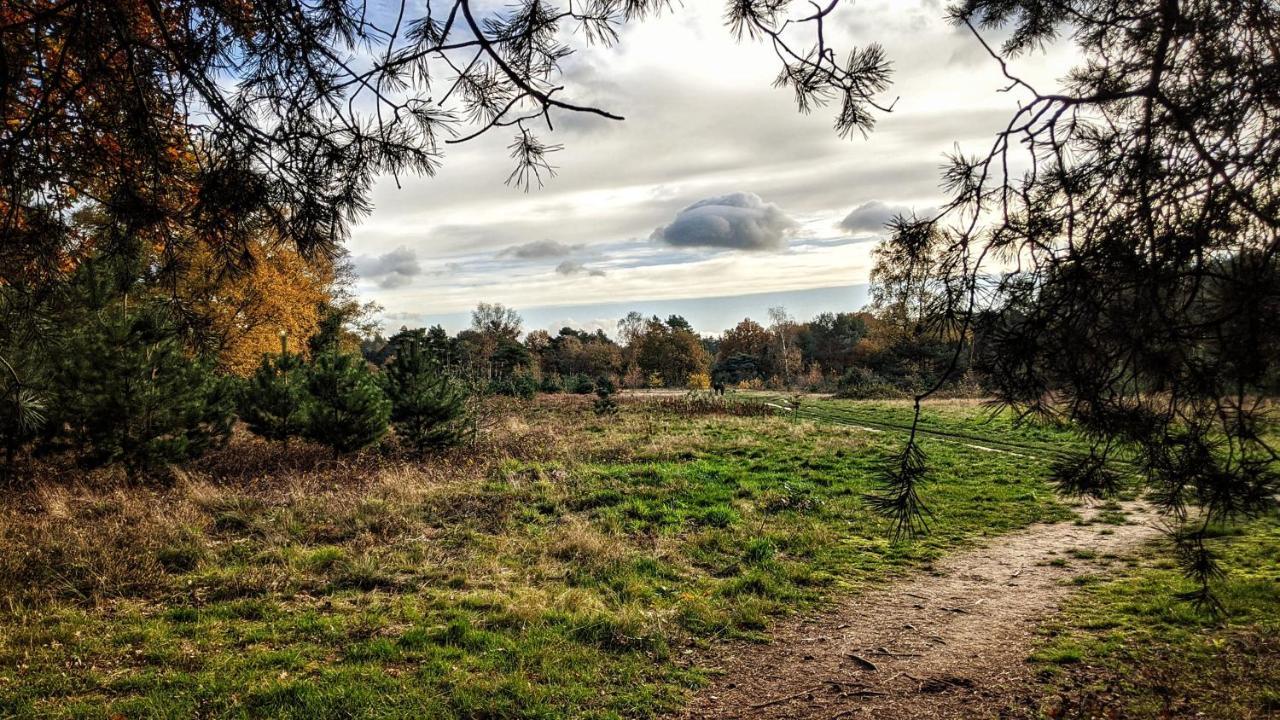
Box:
[556,260,607,277]
[651,192,797,251]
[354,246,422,289]
[838,201,912,234]
[498,239,582,260]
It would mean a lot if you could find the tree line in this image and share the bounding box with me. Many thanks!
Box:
[360,299,969,398]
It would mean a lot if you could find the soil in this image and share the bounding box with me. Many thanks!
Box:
[677,501,1165,720]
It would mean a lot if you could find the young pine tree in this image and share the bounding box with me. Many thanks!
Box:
[593,376,618,417]
[240,337,308,445]
[382,341,470,455]
[303,351,390,456]
[54,304,236,472]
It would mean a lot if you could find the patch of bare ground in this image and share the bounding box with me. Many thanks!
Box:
[678,500,1164,720]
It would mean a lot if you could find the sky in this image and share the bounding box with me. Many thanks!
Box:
[347,0,1080,338]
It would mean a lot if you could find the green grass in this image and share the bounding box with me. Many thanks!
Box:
[1028,516,1280,719]
[0,398,1076,718]
[783,396,1095,455]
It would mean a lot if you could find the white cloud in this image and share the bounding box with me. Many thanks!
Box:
[347,1,1081,319]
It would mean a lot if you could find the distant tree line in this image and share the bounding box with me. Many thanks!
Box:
[360,299,972,399]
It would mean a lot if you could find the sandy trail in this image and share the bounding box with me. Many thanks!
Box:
[678,501,1164,720]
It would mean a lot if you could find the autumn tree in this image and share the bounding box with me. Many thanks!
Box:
[635,316,710,387]
[715,318,775,381]
[174,237,332,375]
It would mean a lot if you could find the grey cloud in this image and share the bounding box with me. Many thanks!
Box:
[651,192,798,251]
[839,200,940,234]
[498,239,583,260]
[839,201,906,234]
[556,260,607,277]
[355,246,422,289]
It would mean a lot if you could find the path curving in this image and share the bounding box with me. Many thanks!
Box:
[677,501,1164,720]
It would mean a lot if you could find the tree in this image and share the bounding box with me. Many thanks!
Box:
[471,303,523,342]
[303,352,391,456]
[52,303,236,472]
[382,341,470,455]
[0,362,45,478]
[713,353,765,386]
[174,236,332,375]
[239,344,309,445]
[870,0,1280,604]
[800,312,868,378]
[766,306,797,381]
[717,318,774,375]
[635,317,711,386]
[617,311,647,348]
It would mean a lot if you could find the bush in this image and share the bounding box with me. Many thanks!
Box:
[239,351,308,444]
[566,374,596,395]
[687,372,711,390]
[303,351,391,455]
[593,381,618,417]
[539,373,564,394]
[834,367,907,399]
[489,372,538,400]
[381,341,469,455]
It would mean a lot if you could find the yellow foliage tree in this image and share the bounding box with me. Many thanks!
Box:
[174,240,332,375]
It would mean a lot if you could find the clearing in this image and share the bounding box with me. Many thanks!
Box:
[1,395,1275,719]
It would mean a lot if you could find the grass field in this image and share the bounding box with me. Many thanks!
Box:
[0,395,1075,719]
[1028,516,1280,719]
[1,394,1273,719]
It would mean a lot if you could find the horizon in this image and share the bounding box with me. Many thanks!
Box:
[378,283,872,339]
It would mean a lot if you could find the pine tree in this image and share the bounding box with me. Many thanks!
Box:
[382,341,470,455]
[593,377,618,417]
[303,351,390,456]
[0,375,45,478]
[240,337,308,445]
[53,303,236,472]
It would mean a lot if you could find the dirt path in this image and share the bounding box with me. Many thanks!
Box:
[678,501,1165,720]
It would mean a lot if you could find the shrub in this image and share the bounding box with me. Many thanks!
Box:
[303,351,391,455]
[539,373,564,394]
[687,372,711,390]
[381,341,470,455]
[239,351,308,444]
[593,382,618,417]
[566,374,596,395]
[835,367,907,399]
[490,372,537,399]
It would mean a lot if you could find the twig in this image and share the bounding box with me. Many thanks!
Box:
[847,653,878,671]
